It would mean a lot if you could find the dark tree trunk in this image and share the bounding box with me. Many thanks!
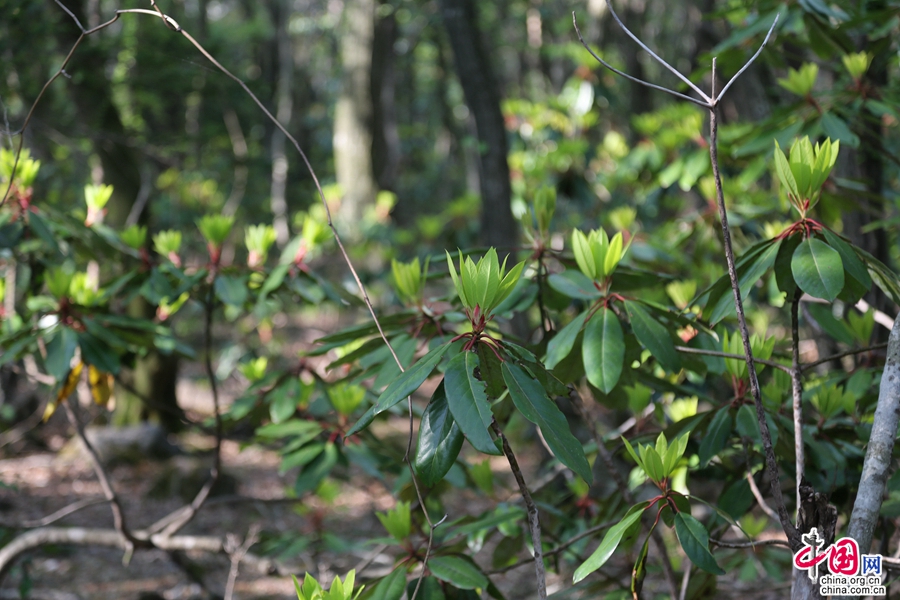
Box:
[439,0,517,252]
[371,4,400,192]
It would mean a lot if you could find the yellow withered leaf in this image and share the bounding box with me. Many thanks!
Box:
[42,401,57,422]
[57,361,84,403]
[88,365,114,405]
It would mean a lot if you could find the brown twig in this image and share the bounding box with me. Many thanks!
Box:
[60,399,139,558]
[710,538,791,549]
[224,524,261,600]
[800,342,888,372]
[708,57,798,550]
[491,420,546,599]
[790,292,804,517]
[675,345,792,374]
[489,518,618,575]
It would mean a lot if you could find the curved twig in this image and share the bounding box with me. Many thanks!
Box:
[572,13,709,108]
[600,1,711,103]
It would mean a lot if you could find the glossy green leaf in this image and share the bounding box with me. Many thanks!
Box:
[791,237,844,301]
[625,301,681,372]
[45,327,78,382]
[414,382,464,486]
[545,310,589,370]
[820,113,859,147]
[773,141,799,200]
[427,555,488,590]
[367,568,407,600]
[445,352,500,455]
[77,331,120,374]
[573,502,649,583]
[502,362,592,484]
[547,271,602,300]
[674,513,725,575]
[631,530,653,598]
[583,307,624,393]
[373,343,451,414]
[773,233,801,296]
[214,274,248,307]
[698,408,732,467]
[405,577,446,600]
[821,228,872,289]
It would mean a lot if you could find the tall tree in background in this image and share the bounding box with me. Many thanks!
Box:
[440,0,517,251]
[268,0,294,247]
[334,0,378,234]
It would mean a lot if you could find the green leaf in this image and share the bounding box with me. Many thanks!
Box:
[698,408,732,468]
[674,513,725,575]
[583,307,624,394]
[405,577,446,600]
[821,229,872,290]
[573,502,649,583]
[373,343,451,414]
[820,113,859,147]
[414,382,464,486]
[367,568,407,600]
[28,211,61,256]
[77,332,120,375]
[45,327,78,382]
[773,141,799,201]
[625,301,681,372]
[294,441,338,495]
[773,234,801,296]
[427,556,489,590]
[547,271,602,300]
[631,530,653,598]
[791,237,844,301]
[545,310,589,370]
[444,352,500,455]
[502,362,592,484]
[215,274,248,307]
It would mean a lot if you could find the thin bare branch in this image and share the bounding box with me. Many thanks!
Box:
[22,497,108,528]
[600,1,711,103]
[60,399,138,558]
[489,518,618,575]
[675,345,792,374]
[715,14,780,102]
[790,292,804,519]
[491,420,546,599]
[708,58,798,549]
[224,524,261,600]
[800,342,888,372]
[572,13,709,108]
[710,538,791,549]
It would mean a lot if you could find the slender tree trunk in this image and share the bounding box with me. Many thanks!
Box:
[334,0,378,235]
[268,0,294,247]
[371,4,400,192]
[439,0,517,251]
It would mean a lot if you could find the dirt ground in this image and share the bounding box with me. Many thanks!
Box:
[0,387,549,600]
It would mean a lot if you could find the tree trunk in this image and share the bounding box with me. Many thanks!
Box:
[268,0,294,247]
[333,0,378,235]
[439,0,517,252]
[371,4,400,192]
